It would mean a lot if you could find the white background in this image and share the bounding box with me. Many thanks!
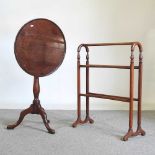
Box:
[0,0,155,110]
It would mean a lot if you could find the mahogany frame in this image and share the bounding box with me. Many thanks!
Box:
[72,42,145,141]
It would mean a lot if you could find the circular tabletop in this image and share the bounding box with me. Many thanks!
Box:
[14,18,66,77]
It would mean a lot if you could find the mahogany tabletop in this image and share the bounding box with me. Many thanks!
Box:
[14,18,66,77]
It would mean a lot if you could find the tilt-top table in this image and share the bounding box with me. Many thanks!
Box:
[7,18,66,134]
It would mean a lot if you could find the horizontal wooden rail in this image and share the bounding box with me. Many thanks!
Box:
[82,42,135,47]
[80,64,139,69]
[80,92,138,102]
[77,42,143,53]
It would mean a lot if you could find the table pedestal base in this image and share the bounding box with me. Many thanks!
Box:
[7,77,55,134]
[7,102,55,134]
